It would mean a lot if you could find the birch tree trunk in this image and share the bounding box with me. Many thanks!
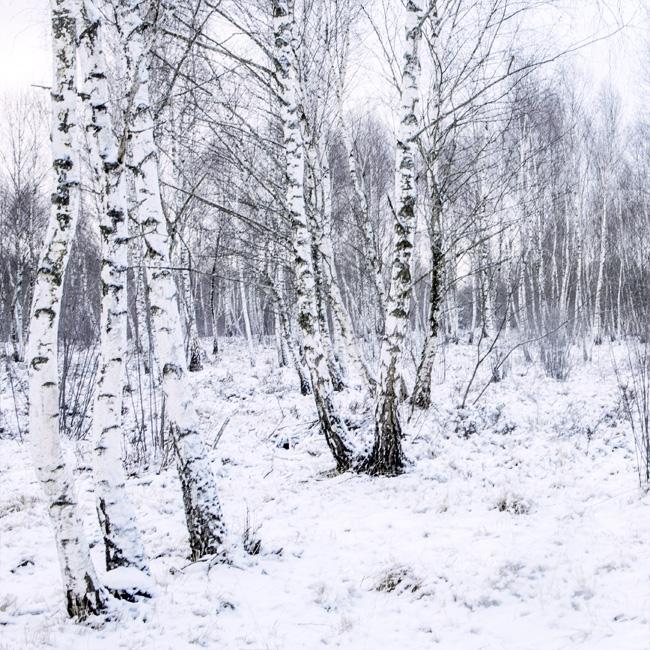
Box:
[10,263,24,362]
[313,142,375,391]
[362,0,424,475]
[26,0,107,619]
[469,254,478,343]
[121,1,226,559]
[266,268,311,394]
[133,233,153,372]
[593,193,608,344]
[336,96,387,320]
[79,0,148,577]
[180,242,203,371]
[273,0,352,471]
[238,261,256,366]
[210,236,220,356]
[411,167,443,411]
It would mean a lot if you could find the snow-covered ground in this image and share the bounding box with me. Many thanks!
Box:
[1,340,649,649]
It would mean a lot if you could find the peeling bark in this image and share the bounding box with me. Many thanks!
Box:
[362,0,425,476]
[26,0,108,620]
[79,0,149,578]
[273,0,352,471]
[120,0,226,559]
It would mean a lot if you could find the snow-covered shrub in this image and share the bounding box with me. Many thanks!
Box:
[616,338,650,486]
[552,401,620,444]
[494,492,533,515]
[242,511,262,556]
[372,564,422,595]
[453,403,516,438]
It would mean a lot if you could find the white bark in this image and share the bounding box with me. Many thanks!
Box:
[411,167,443,411]
[311,140,375,391]
[335,92,387,319]
[238,262,256,366]
[593,193,608,344]
[273,0,352,470]
[363,0,424,475]
[121,0,226,559]
[266,266,311,395]
[10,263,25,362]
[26,0,107,619]
[180,242,203,371]
[80,0,148,577]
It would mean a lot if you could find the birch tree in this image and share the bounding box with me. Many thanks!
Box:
[361,0,425,475]
[120,0,227,558]
[272,0,353,471]
[26,0,108,619]
[79,0,149,576]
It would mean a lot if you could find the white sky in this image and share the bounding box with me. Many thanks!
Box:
[0,0,49,93]
[0,0,647,115]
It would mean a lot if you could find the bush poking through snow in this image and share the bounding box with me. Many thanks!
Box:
[616,338,650,486]
[242,511,262,556]
[453,404,516,438]
[372,565,422,595]
[494,493,533,515]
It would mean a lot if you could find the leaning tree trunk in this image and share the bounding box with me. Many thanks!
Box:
[361,0,424,476]
[10,263,25,362]
[335,81,387,321]
[593,192,608,344]
[238,261,256,367]
[273,0,352,471]
[266,265,312,395]
[26,0,107,620]
[311,234,345,391]
[209,234,220,356]
[411,168,443,411]
[121,0,226,559]
[311,140,375,392]
[79,0,148,577]
[180,242,203,372]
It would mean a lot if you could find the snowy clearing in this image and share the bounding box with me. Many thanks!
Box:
[1,341,648,650]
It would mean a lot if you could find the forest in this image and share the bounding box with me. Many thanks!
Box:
[0,0,649,648]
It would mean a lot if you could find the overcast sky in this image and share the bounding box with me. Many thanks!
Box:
[0,0,647,116]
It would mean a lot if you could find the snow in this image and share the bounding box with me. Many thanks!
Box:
[103,568,155,596]
[1,339,650,649]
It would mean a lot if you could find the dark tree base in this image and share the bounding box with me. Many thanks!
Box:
[316,394,352,472]
[359,395,405,476]
[409,387,431,412]
[188,352,203,372]
[299,375,312,396]
[360,455,405,477]
[173,428,227,561]
[65,578,108,621]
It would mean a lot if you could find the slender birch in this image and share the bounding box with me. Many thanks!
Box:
[120,0,226,558]
[335,88,387,319]
[273,0,352,471]
[238,260,256,366]
[411,166,443,410]
[309,139,375,391]
[10,264,25,362]
[26,0,107,619]
[180,241,203,371]
[362,0,425,475]
[593,192,608,344]
[79,0,148,576]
